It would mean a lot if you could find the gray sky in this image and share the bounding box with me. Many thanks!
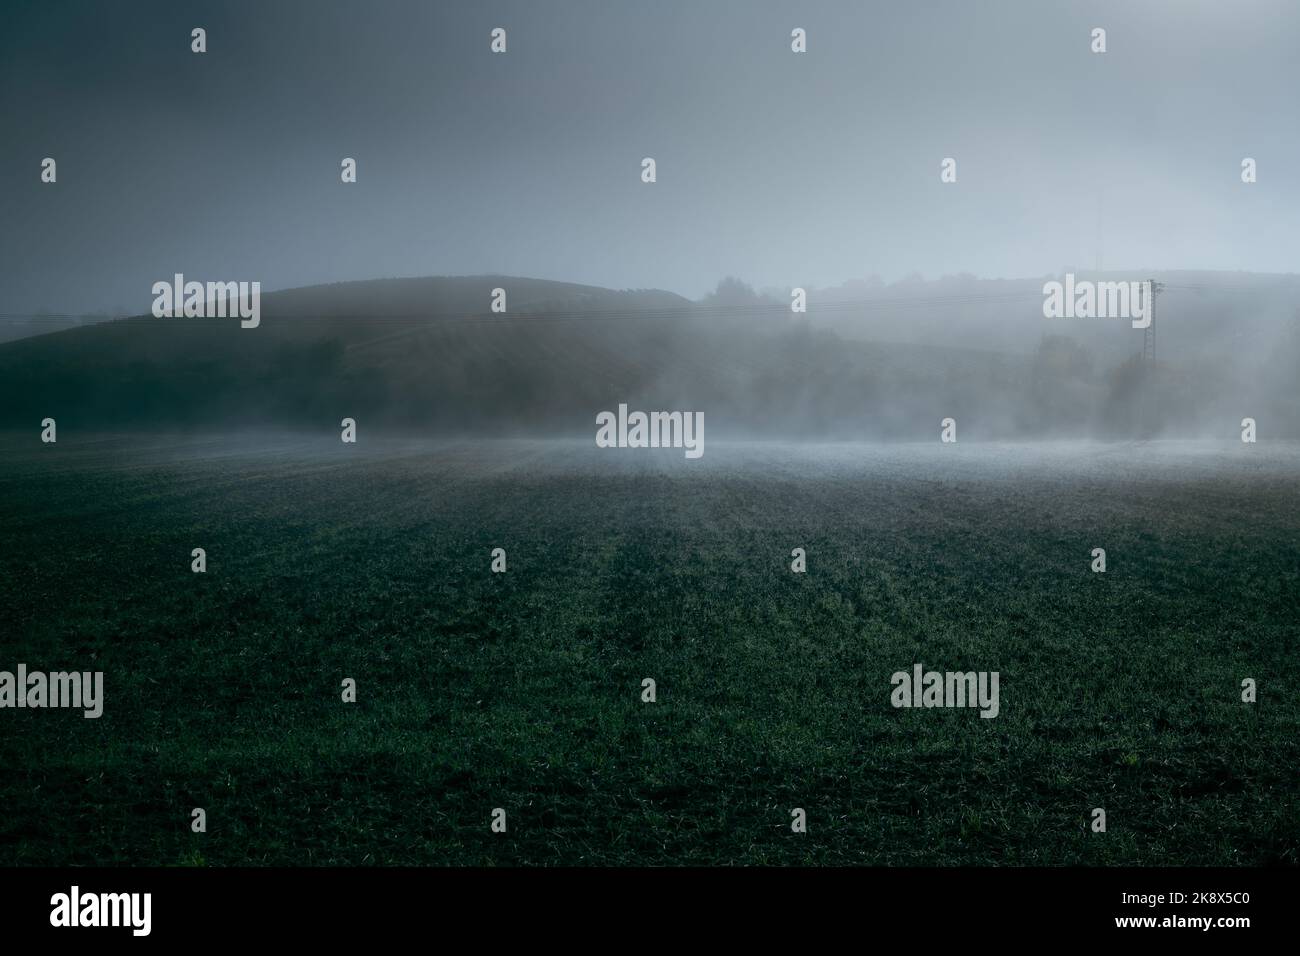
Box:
[2,0,1297,314]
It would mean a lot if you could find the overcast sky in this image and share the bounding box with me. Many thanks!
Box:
[2,0,1297,313]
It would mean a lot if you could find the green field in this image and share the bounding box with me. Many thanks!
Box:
[1,434,1296,865]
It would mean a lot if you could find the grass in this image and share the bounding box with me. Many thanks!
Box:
[0,434,1296,866]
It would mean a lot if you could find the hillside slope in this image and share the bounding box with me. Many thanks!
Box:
[1,274,1296,439]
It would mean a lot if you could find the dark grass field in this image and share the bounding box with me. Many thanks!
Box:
[1,433,1296,865]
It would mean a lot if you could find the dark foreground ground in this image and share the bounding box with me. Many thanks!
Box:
[0,434,1296,865]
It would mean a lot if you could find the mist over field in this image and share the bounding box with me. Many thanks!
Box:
[2,432,1297,866]
[4,2,1297,444]
[1,270,1297,442]
[1,0,1297,876]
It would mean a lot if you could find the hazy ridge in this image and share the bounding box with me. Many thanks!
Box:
[1,272,1296,439]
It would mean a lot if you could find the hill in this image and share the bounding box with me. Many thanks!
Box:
[0,273,1296,439]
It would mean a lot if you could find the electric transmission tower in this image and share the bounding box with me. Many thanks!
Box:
[1139,279,1165,438]
[1142,279,1164,364]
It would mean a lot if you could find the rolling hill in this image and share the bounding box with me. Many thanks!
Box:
[1,273,1296,439]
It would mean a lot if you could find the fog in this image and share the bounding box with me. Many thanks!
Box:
[0,269,1294,440]
[3,0,1299,312]
[0,2,1296,442]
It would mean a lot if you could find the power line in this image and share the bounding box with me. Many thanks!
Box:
[0,290,1053,325]
[1,276,1294,326]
